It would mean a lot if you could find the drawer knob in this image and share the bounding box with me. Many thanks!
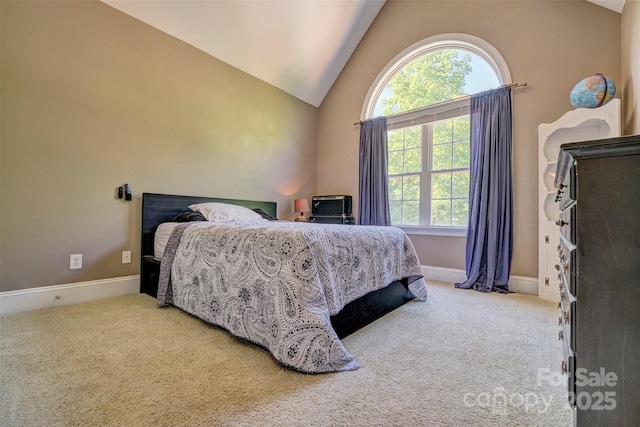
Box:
[555,219,567,226]
[558,330,564,341]
[561,360,567,374]
[564,311,570,324]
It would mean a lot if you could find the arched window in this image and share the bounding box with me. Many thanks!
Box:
[363,34,511,234]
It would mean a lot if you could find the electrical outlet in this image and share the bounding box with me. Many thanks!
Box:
[70,254,82,270]
[122,251,131,264]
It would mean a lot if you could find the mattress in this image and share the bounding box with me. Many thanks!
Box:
[154,222,179,259]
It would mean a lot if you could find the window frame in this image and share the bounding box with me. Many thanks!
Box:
[362,34,511,236]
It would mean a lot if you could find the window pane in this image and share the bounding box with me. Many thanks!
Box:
[390,201,403,224]
[452,199,468,226]
[453,141,470,169]
[404,126,421,149]
[453,116,470,142]
[432,143,452,170]
[388,150,404,175]
[432,199,451,226]
[388,129,404,151]
[432,173,451,199]
[404,148,422,173]
[389,176,403,200]
[404,175,420,199]
[452,171,470,198]
[433,120,452,144]
[403,201,420,225]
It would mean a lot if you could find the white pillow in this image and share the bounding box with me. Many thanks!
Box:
[188,202,263,222]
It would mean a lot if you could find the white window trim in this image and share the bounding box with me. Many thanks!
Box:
[363,34,512,237]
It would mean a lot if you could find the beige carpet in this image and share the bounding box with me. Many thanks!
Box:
[0,281,572,426]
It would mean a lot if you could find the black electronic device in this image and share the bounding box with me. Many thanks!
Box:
[124,183,132,201]
[311,195,352,216]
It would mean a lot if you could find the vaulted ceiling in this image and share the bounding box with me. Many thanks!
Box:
[101,0,385,107]
[101,0,624,108]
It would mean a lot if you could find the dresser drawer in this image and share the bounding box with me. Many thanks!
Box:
[559,285,575,343]
[558,235,576,297]
[557,204,576,244]
[557,164,576,210]
[560,343,577,409]
[559,297,575,350]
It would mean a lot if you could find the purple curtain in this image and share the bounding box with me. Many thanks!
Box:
[358,117,391,226]
[455,87,513,293]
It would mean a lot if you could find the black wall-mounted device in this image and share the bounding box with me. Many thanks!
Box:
[124,183,132,201]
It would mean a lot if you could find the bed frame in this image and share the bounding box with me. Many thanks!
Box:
[140,192,415,339]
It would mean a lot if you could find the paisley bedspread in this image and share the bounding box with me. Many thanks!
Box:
[157,220,427,373]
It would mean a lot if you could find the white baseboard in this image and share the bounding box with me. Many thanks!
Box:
[0,275,140,317]
[421,265,538,296]
[0,267,539,317]
[507,275,539,295]
[421,265,467,284]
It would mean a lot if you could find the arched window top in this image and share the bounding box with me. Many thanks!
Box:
[363,34,512,119]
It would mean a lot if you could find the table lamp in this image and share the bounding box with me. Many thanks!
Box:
[294,198,310,222]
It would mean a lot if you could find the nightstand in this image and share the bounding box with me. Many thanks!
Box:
[141,255,161,298]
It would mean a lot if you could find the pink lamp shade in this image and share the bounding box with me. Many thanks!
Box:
[294,198,310,214]
[294,198,310,222]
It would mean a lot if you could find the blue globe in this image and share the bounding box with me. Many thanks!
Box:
[570,74,616,108]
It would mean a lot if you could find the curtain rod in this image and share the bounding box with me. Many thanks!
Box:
[353,82,528,126]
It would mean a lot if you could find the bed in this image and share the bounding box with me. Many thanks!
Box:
[141,193,428,373]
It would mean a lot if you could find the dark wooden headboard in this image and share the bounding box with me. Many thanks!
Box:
[141,193,277,259]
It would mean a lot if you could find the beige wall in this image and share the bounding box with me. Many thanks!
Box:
[318,0,621,278]
[622,0,640,134]
[0,1,318,292]
[1,0,630,294]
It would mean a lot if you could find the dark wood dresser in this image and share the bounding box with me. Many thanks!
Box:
[554,135,640,426]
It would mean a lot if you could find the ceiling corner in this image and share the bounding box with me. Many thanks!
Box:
[586,0,626,13]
